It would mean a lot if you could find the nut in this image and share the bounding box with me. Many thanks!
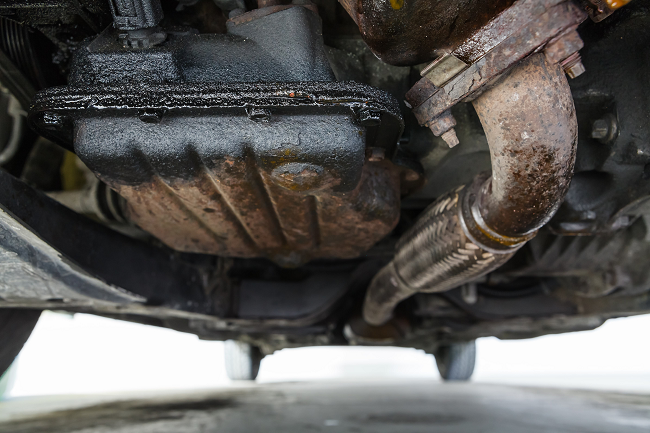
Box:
[545,30,584,64]
[561,52,586,79]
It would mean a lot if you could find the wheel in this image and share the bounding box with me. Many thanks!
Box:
[224,340,263,381]
[0,309,41,377]
[434,340,476,381]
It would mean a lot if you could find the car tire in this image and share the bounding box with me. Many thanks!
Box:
[434,340,476,381]
[224,340,263,381]
[0,309,41,377]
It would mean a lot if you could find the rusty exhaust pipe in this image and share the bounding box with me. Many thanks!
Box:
[362,53,577,326]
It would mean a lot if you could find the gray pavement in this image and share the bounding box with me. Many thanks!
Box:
[1,380,649,432]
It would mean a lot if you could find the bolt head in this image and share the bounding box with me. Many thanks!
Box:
[41,112,65,131]
[565,60,586,79]
[138,109,165,123]
[358,109,381,126]
[591,119,609,140]
[246,107,271,123]
[591,113,618,143]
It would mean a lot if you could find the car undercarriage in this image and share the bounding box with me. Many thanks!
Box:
[0,0,648,374]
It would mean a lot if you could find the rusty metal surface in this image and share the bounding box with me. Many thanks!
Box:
[339,0,516,66]
[406,0,586,134]
[114,158,401,268]
[361,54,578,326]
[472,54,577,238]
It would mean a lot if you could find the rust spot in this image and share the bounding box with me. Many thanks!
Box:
[472,54,577,238]
[116,159,401,267]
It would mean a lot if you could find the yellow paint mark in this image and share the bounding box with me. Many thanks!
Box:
[390,0,404,10]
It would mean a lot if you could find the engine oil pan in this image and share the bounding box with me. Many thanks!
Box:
[29,7,405,266]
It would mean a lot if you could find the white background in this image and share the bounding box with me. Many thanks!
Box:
[7,311,650,398]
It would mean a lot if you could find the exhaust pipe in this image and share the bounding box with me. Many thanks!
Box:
[362,53,578,326]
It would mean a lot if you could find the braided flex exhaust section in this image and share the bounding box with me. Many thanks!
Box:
[362,184,520,326]
[362,53,578,326]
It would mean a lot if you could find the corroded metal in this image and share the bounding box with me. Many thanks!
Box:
[339,0,516,66]
[362,54,578,326]
[114,158,401,268]
[404,0,586,137]
[471,53,578,238]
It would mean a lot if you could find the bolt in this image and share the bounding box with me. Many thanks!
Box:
[591,119,609,140]
[119,28,167,49]
[562,52,586,79]
[591,113,618,143]
[565,60,586,79]
[41,112,65,130]
[138,109,165,123]
[440,128,460,148]
[246,107,271,123]
[358,109,381,127]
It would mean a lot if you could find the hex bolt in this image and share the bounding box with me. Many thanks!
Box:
[246,107,271,123]
[138,109,165,123]
[561,52,586,79]
[358,109,381,127]
[440,128,460,148]
[41,112,64,130]
[565,60,586,79]
[591,119,609,140]
[591,113,618,143]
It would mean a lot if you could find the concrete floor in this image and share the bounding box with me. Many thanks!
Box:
[1,380,650,433]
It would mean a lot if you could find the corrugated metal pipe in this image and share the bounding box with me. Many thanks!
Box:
[362,53,578,326]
